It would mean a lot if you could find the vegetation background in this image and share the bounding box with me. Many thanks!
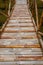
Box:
[0,0,15,29]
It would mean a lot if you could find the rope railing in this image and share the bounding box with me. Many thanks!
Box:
[0,0,15,33]
[29,0,43,36]
[8,0,11,16]
[34,0,39,29]
[34,0,43,36]
[0,0,15,17]
[28,0,43,49]
[8,0,15,16]
[0,0,14,17]
[34,0,43,50]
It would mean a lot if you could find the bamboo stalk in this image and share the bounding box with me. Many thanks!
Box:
[8,0,11,16]
[38,31,43,36]
[35,0,39,29]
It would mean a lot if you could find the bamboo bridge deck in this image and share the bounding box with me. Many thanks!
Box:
[0,0,43,65]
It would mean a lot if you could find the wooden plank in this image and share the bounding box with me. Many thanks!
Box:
[8,20,32,23]
[0,61,43,65]
[0,44,40,48]
[1,32,37,39]
[0,56,43,61]
[0,48,42,55]
[4,27,35,32]
[7,23,33,27]
[0,39,39,45]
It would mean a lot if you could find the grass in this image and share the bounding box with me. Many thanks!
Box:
[0,0,15,29]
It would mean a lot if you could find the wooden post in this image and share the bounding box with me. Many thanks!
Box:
[35,0,39,29]
[8,0,11,16]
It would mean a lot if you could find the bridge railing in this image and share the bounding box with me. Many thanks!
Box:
[27,0,43,49]
[28,0,43,36]
[0,0,15,34]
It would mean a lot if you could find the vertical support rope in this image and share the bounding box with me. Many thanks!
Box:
[8,0,11,16]
[35,0,39,30]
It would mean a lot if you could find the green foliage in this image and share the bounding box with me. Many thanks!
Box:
[0,0,15,29]
[0,14,7,27]
[0,0,9,9]
[0,0,8,29]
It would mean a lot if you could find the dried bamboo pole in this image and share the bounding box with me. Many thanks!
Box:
[35,0,39,30]
[38,31,43,36]
[8,0,11,16]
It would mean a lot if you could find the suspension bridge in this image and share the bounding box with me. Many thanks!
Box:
[0,0,43,65]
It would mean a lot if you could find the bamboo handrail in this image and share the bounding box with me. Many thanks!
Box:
[8,0,11,16]
[0,1,15,35]
[28,0,43,50]
[35,0,39,29]
[38,31,43,36]
[35,0,43,36]
[29,0,43,36]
